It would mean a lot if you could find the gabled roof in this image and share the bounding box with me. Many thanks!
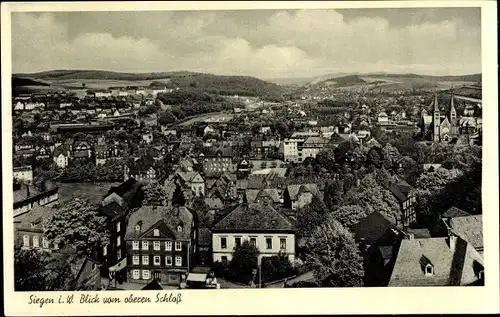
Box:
[349,211,402,246]
[125,205,193,240]
[204,197,224,210]
[245,189,280,204]
[389,176,413,202]
[449,215,483,252]
[388,237,484,286]
[442,206,471,219]
[97,201,124,220]
[286,184,319,201]
[213,203,295,233]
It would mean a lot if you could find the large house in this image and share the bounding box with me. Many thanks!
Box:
[124,205,197,286]
[211,203,296,264]
[283,184,320,211]
[13,181,59,217]
[388,234,484,286]
[176,170,205,197]
[388,175,416,229]
[14,205,58,251]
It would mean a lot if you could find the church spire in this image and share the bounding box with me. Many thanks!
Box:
[433,93,439,112]
[450,87,456,112]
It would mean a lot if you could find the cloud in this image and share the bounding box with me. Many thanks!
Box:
[11,10,481,77]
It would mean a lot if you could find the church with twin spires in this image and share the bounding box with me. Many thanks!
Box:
[420,93,458,142]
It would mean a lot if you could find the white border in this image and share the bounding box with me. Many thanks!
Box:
[2,1,499,316]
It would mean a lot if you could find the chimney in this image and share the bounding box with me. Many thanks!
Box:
[449,234,457,252]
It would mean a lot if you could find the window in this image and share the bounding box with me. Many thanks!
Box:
[153,229,159,236]
[221,256,228,264]
[116,222,121,233]
[175,241,182,251]
[117,236,121,247]
[165,241,172,251]
[135,224,141,231]
[175,256,182,266]
[23,235,30,247]
[425,264,434,276]
[103,245,108,256]
[142,270,150,280]
[154,256,161,266]
[117,249,122,260]
[132,241,140,250]
[154,241,160,250]
[33,236,39,248]
[42,237,49,249]
[280,238,286,250]
[266,238,272,249]
[142,241,149,250]
[221,237,227,249]
[250,237,257,247]
[166,256,172,266]
[132,270,140,279]
[142,255,149,265]
[133,256,140,265]
[235,237,241,248]
[177,225,183,233]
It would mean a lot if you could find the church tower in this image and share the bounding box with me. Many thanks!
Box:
[449,91,458,135]
[432,94,441,142]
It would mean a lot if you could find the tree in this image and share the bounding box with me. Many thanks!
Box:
[142,181,167,206]
[330,205,367,228]
[366,146,384,168]
[323,180,344,210]
[191,196,212,228]
[44,198,110,256]
[261,252,297,283]
[227,241,260,285]
[305,218,364,287]
[296,195,329,240]
[15,247,74,291]
[343,173,400,223]
[171,183,186,206]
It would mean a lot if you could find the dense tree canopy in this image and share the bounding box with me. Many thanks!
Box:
[44,198,110,256]
[305,219,364,287]
[15,247,74,291]
[142,181,167,206]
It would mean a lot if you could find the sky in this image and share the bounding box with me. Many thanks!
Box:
[11,8,481,78]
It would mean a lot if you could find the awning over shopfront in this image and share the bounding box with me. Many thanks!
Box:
[109,258,127,273]
[187,273,207,283]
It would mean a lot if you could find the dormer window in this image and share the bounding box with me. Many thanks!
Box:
[177,225,183,233]
[425,264,434,276]
[135,221,142,232]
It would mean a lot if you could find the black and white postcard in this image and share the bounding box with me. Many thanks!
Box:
[2,1,499,315]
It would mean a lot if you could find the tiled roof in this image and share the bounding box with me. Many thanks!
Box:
[389,176,413,202]
[303,136,329,147]
[442,206,471,219]
[204,197,224,210]
[245,189,280,204]
[13,185,42,204]
[449,215,483,251]
[286,184,319,201]
[235,179,249,190]
[17,205,57,228]
[125,205,193,240]
[213,203,295,232]
[388,237,484,286]
[349,211,401,245]
[97,201,124,219]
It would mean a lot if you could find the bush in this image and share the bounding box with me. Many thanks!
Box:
[261,253,297,283]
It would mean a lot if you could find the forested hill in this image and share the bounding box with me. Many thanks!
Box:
[14,70,286,100]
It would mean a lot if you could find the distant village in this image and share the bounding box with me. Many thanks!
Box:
[13,80,484,290]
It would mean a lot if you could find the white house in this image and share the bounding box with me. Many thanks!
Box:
[283,138,304,163]
[212,203,296,264]
[13,166,33,184]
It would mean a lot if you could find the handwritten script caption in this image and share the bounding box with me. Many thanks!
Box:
[28,292,183,308]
